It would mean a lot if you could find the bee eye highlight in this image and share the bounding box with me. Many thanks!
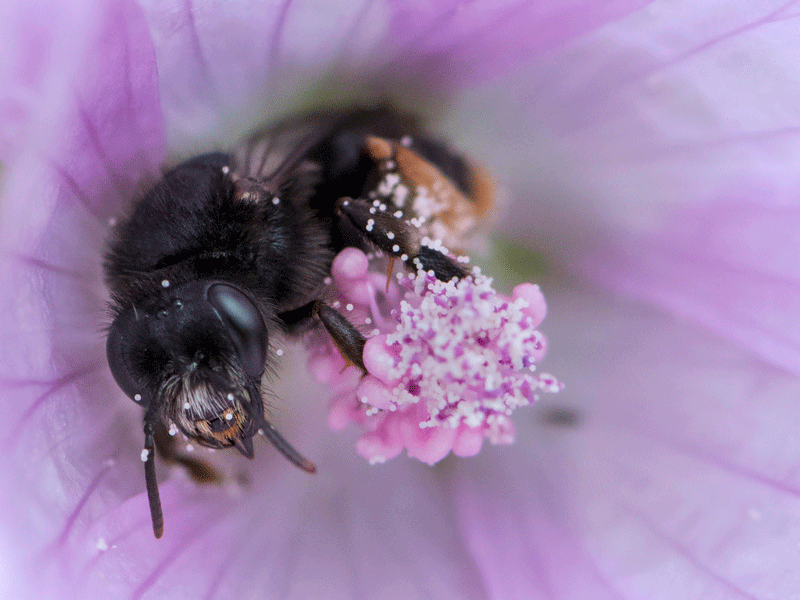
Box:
[207,283,268,379]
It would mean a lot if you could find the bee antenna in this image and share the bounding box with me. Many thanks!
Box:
[245,382,317,474]
[142,409,164,538]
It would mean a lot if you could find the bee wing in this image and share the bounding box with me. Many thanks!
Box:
[231,106,420,190]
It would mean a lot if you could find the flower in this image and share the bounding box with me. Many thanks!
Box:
[2,0,800,598]
[323,248,561,465]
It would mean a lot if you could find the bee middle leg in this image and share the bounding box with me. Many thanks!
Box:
[312,300,367,373]
[278,300,368,374]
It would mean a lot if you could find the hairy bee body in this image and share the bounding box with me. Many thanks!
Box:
[104,107,489,537]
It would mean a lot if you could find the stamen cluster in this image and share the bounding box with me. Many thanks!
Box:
[309,248,562,465]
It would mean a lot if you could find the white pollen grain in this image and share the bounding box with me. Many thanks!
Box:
[225,413,234,421]
[392,244,400,252]
[272,197,280,205]
[134,393,142,402]
[140,449,149,462]
[227,393,235,401]
[221,165,230,174]
[386,232,395,239]
[346,303,354,311]
[276,349,284,356]
[96,538,109,551]
[161,279,170,288]
[185,444,194,452]
[183,402,191,410]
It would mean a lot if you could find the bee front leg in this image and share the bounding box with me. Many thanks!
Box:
[312,300,367,374]
[335,197,468,282]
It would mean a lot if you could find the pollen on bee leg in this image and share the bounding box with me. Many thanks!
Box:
[140,449,150,462]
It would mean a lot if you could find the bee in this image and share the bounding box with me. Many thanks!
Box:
[104,107,494,538]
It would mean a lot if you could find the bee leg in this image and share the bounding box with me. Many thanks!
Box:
[335,196,468,282]
[153,421,223,484]
[312,300,367,374]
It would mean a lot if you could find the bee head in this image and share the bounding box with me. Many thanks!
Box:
[107,280,269,452]
[106,279,315,537]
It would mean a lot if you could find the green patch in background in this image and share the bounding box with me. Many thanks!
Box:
[474,235,548,292]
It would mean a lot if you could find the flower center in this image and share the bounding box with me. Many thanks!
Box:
[310,247,562,465]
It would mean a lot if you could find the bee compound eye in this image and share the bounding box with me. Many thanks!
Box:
[106,308,148,403]
[206,283,268,379]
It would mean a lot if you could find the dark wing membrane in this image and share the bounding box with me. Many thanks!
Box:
[231,106,420,190]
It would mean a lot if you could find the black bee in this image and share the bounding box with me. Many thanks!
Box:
[104,107,494,538]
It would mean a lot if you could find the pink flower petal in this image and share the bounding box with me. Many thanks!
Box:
[136,0,653,147]
[2,0,800,599]
[455,286,800,599]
